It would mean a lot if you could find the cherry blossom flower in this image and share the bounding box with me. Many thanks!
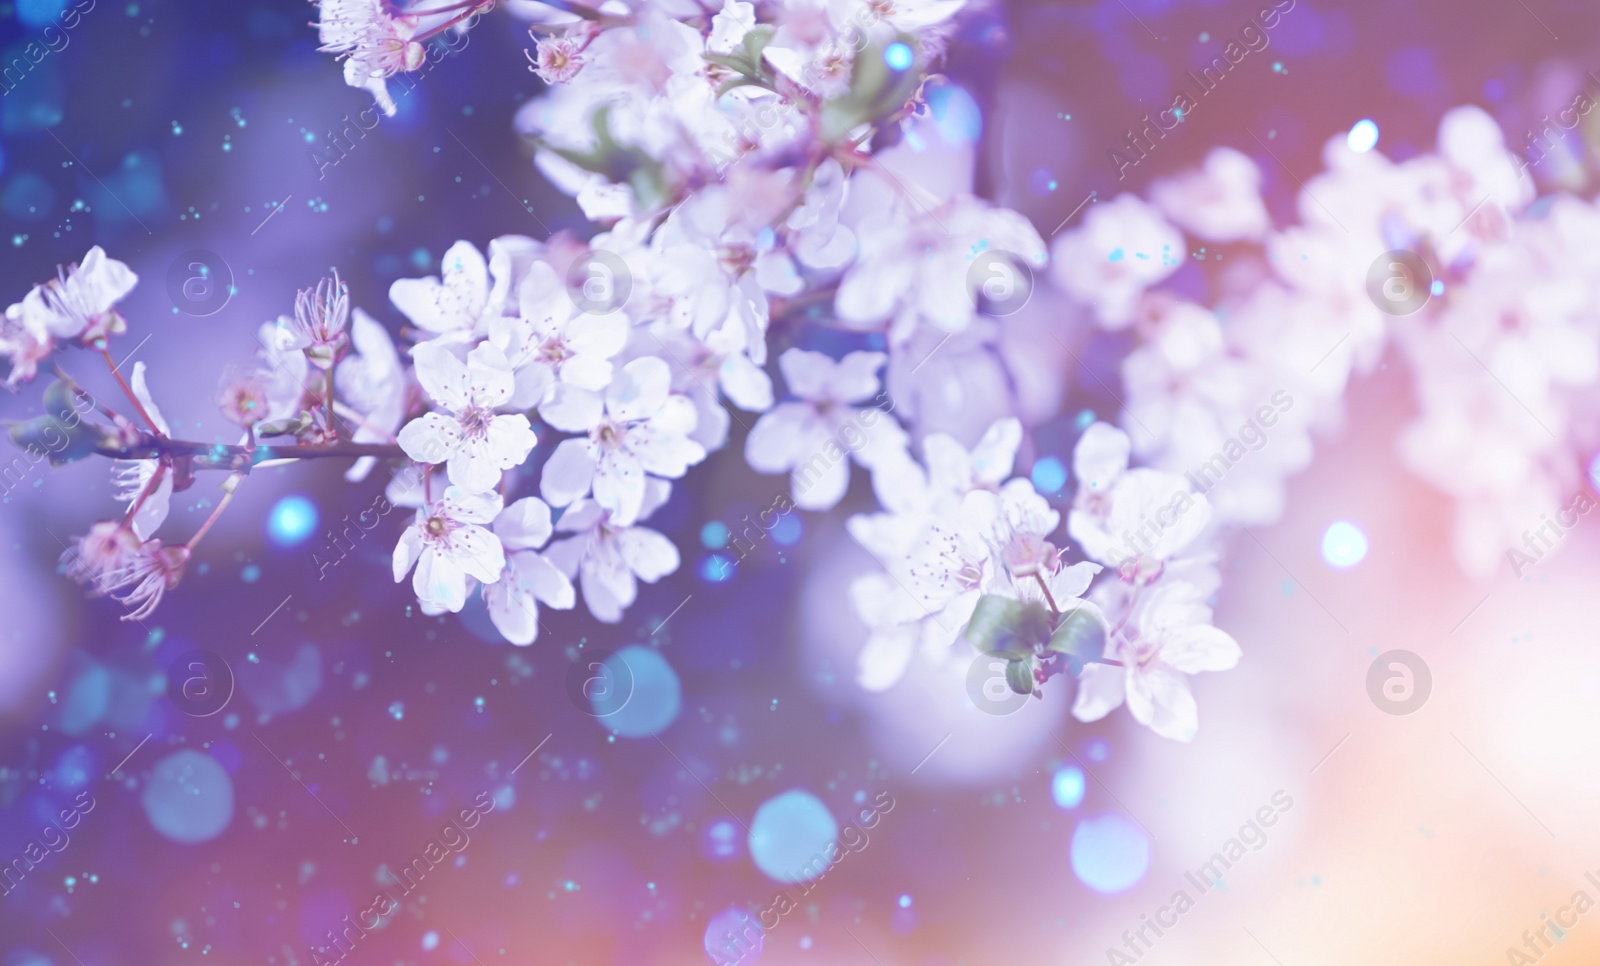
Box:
[257,319,312,425]
[398,342,538,494]
[316,0,425,117]
[744,349,908,511]
[1072,579,1241,742]
[283,271,351,369]
[484,496,576,645]
[1049,194,1184,330]
[217,365,273,427]
[19,245,137,342]
[835,185,1047,341]
[0,301,55,390]
[95,539,191,622]
[544,479,681,623]
[489,261,629,410]
[393,486,506,613]
[60,520,141,589]
[848,417,1022,561]
[528,31,591,84]
[335,308,407,481]
[390,240,493,343]
[1149,147,1271,243]
[113,363,173,541]
[656,325,774,450]
[540,357,707,526]
[1068,422,1211,584]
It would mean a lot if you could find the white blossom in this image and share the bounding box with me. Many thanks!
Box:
[393,486,506,613]
[399,342,538,494]
[540,357,706,526]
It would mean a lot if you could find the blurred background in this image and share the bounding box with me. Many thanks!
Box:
[2,0,1600,963]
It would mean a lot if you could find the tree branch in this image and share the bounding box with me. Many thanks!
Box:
[92,436,408,471]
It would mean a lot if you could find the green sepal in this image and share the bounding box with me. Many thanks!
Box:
[963,595,1053,659]
[1005,658,1036,696]
[1047,606,1107,676]
[818,35,921,143]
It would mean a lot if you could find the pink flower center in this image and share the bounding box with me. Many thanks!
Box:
[460,405,494,440]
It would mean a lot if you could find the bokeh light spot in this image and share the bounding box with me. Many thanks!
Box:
[1347,118,1379,153]
[1031,456,1068,494]
[748,790,838,884]
[1321,520,1369,568]
[267,495,318,547]
[704,907,763,964]
[593,645,680,738]
[141,749,234,844]
[1070,814,1150,894]
[1052,765,1086,809]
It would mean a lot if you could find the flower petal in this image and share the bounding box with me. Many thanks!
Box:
[540,437,597,507]
[495,496,554,550]
[1070,663,1127,723]
[540,383,604,433]
[607,356,672,422]
[397,412,462,466]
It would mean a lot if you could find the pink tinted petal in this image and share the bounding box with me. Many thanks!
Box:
[397,412,462,466]
[540,384,604,432]
[485,577,537,645]
[631,425,706,478]
[440,486,504,525]
[831,351,887,404]
[638,478,673,520]
[448,438,505,494]
[494,497,554,550]
[540,437,597,507]
[857,625,916,691]
[413,548,470,612]
[410,341,472,412]
[130,363,172,436]
[617,526,679,582]
[1160,624,1242,674]
[1125,667,1200,742]
[719,352,773,411]
[582,545,636,618]
[565,312,628,359]
[970,418,1022,484]
[922,434,973,494]
[520,551,576,609]
[131,474,172,541]
[790,449,849,511]
[1070,663,1127,723]
[559,354,614,391]
[607,357,672,422]
[775,348,836,399]
[452,522,506,584]
[393,524,425,581]
[1073,422,1130,495]
[593,450,646,526]
[467,342,516,406]
[486,413,538,467]
[743,403,811,473]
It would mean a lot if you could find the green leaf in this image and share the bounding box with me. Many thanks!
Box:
[8,414,103,466]
[742,24,776,64]
[1005,658,1036,696]
[703,51,756,75]
[1048,606,1108,676]
[43,378,87,423]
[256,413,311,438]
[817,35,922,143]
[963,595,1053,659]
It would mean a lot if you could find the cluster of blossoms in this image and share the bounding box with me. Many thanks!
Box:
[10,0,1599,743]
